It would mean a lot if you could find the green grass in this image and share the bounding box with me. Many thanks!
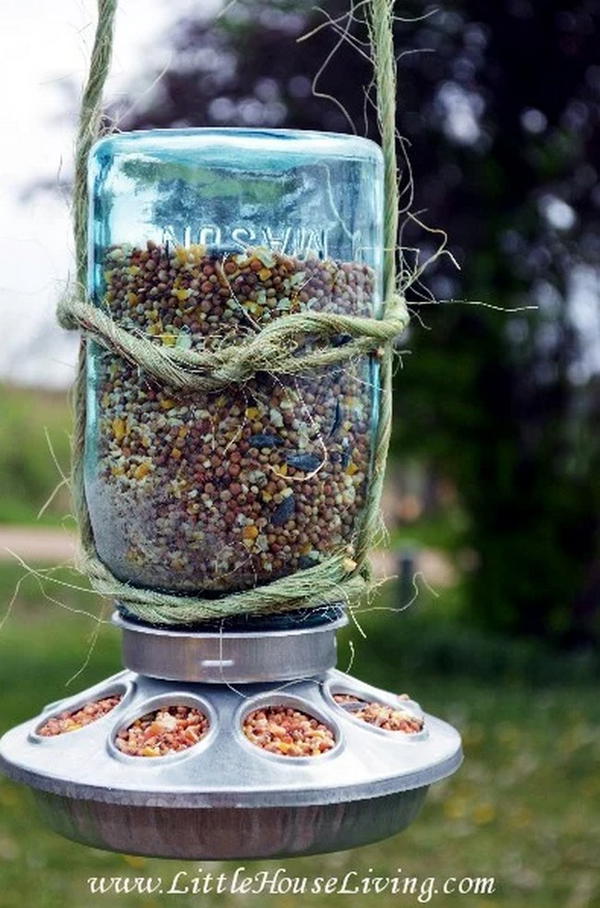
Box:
[0,384,72,526]
[0,579,598,908]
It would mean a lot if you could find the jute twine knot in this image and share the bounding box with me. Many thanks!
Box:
[61,0,406,624]
[58,291,409,393]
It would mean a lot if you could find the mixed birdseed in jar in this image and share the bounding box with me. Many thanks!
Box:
[243,705,336,757]
[115,705,210,757]
[86,242,377,593]
[333,694,424,733]
[38,695,122,737]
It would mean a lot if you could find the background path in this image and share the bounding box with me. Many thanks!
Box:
[0,525,455,587]
[0,525,76,564]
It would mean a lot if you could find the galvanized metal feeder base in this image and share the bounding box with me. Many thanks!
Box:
[0,612,462,859]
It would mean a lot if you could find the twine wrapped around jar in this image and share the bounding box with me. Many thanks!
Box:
[58,0,409,625]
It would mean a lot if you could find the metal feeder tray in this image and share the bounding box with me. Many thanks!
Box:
[0,610,462,859]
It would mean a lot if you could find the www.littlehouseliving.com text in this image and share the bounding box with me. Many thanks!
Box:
[87,866,496,902]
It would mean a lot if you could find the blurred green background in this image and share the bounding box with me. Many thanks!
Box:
[1,0,599,906]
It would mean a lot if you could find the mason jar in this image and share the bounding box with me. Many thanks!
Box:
[85,128,383,594]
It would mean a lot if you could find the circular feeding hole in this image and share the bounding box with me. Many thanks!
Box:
[38,694,123,737]
[243,705,336,758]
[333,693,424,734]
[115,705,210,758]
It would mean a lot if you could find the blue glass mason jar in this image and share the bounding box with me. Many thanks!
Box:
[85,129,383,594]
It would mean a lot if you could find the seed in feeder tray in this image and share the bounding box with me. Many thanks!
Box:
[115,705,209,757]
[243,706,336,757]
[333,694,424,734]
[38,695,122,737]
[87,243,376,593]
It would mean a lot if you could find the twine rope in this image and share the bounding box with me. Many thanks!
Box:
[61,0,406,625]
[58,293,408,392]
